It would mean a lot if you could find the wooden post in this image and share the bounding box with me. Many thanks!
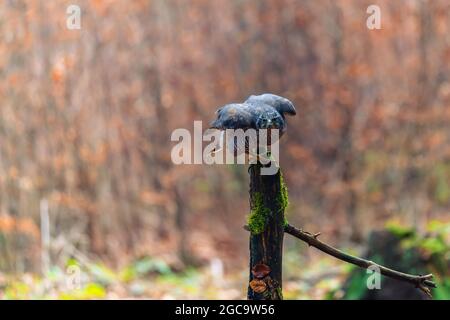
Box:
[247,164,288,300]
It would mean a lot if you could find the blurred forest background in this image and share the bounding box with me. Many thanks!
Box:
[0,0,449,299]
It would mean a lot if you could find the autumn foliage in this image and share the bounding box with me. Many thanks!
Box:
[0,0,449,276]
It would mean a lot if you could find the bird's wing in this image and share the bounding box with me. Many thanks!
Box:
[210,103,255,130]
[245,93,296,116]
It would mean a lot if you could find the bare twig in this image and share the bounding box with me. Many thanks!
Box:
[284,224,436,297]
[243,224,437,297]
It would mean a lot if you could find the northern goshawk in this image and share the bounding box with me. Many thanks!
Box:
[210,93,296,157]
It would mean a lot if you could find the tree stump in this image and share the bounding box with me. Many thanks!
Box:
[247,164,288,300]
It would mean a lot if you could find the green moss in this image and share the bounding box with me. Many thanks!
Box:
[279,172,290,227]
[283,216,289,228]
[277,171,289,212]
[247,172,290,234]
[248,192,271,234]
[276,286,283,300]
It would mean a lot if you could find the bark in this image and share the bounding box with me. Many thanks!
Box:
[247,164,285,300]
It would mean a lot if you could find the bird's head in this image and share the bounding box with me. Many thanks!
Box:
[276,97,296,117]
[256,112,284,130]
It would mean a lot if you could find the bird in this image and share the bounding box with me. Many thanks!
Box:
[209,93,296,158]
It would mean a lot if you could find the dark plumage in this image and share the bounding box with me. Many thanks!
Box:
[211,93,296,133]
[210,93,296,156]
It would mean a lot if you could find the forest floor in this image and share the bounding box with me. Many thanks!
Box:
[0,249,349,299]
[2,221,448,299]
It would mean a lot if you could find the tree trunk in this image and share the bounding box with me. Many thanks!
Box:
[247,164,287,300]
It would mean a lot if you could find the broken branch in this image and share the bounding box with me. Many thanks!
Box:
[284,224,436,297]
[243,223,437,297]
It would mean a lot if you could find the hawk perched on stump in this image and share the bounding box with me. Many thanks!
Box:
[210,93,296,156]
